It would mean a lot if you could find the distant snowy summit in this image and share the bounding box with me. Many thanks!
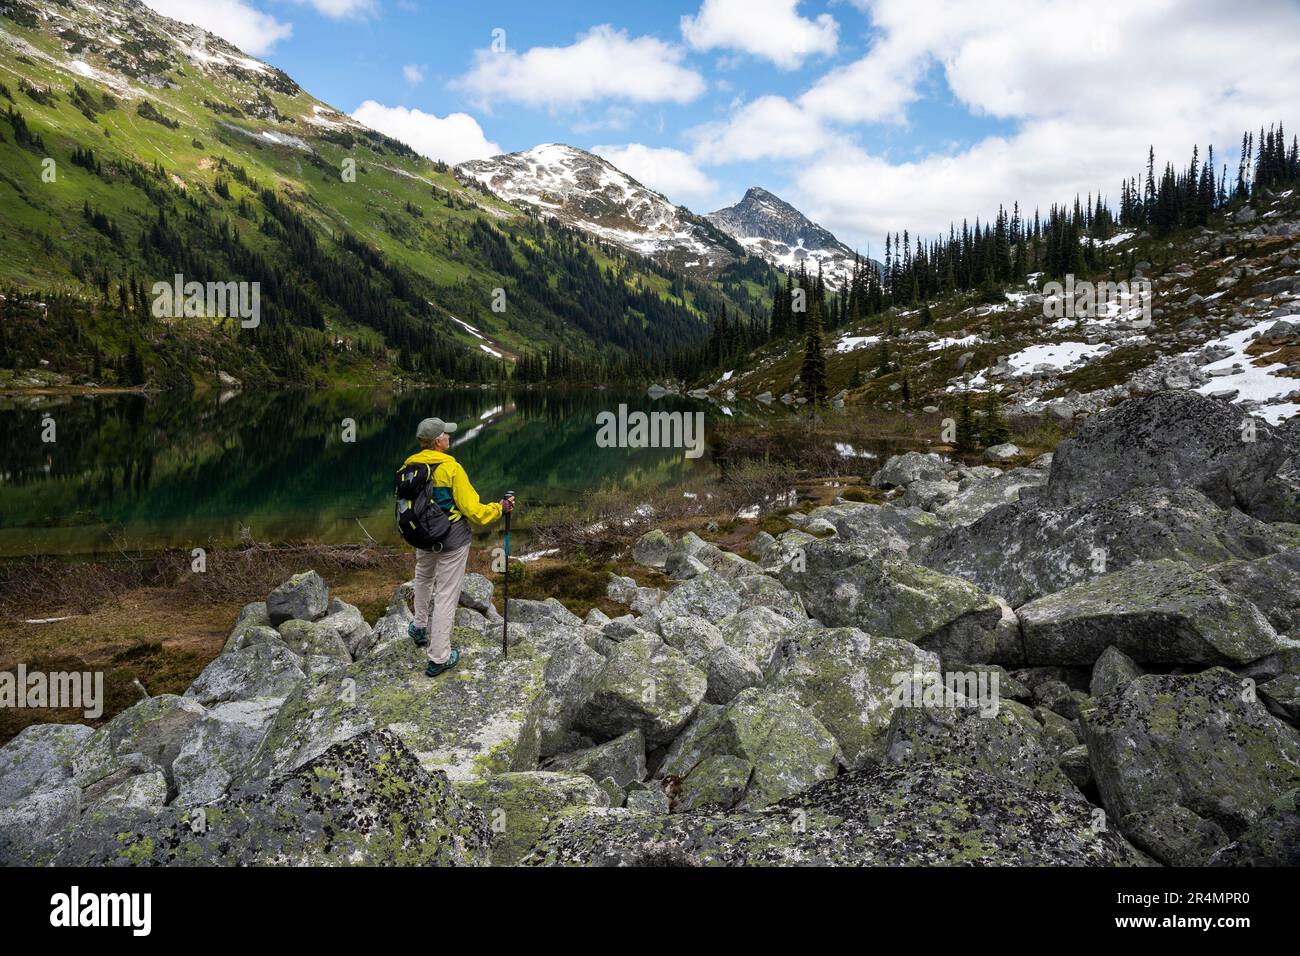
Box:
[456,144,739,274]
[707,187,869,289]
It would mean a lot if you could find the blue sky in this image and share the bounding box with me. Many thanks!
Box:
[148,0,1300,251]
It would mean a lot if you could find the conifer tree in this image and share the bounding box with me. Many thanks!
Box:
[799,298,828,406]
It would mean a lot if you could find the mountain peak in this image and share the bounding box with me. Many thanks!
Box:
[707,187,864,287]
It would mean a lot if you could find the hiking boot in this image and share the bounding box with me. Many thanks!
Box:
[408,621,428,647]
[425,648,459,678]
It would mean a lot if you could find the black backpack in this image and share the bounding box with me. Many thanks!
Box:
[394,461,452,551]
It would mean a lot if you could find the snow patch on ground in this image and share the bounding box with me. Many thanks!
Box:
[1192,317,1300,424]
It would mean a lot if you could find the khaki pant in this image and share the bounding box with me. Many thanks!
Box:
[413,543,469,664]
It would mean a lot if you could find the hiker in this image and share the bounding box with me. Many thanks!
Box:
[395,417,514,677]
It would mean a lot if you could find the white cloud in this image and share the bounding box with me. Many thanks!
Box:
[143,0,292,55]
[681,0,838,70]
[350,102,502,166]
[291,0,376,18]
[454,25,707,109]
[402,64,426,85]
[780,0,1300,246]
[689,95,830,164]
[592,144,721,205]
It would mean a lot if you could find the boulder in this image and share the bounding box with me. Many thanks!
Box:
[768,627,939,767]
[184,642,306,706]
[276,619,351,662]
[704,646,763,704]
[0,723,94,807]
[1082,668,1300,864]
[265,570,329,625]
[1209,549,1300,636]
[925,486,1291,607]
[1120,805,1229,867]
[523,637,607,759]
[72,694,206,801]
[731,574,806,620]
[1044,391,1298,522]
[833,504,949,560]
[1090,646,1143,697]
[523,762,1146,866]
[657,571,744,622]
[544,729,646,788]
[49,731,490,866]
[633,529,674,568]
[983,442,1020,463]
[1208,789,1300,865]
[674,754,753,811]
[884,695,1076,794]
[935,467,1048,527]
[659,614,725,666]
[172,697,283,808]
[716,605,799,671]
[458,771,608,865]
[779,540,1008,664]
[0,785,82,865]
[1017,559,1281,666]
[656,687,840,810]
[575,636,707,748]
[317,600,373,659]
[459,573,495,613]
[870,452,946,489]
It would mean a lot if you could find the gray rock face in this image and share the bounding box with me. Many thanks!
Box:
[458,573,495,613]
[184,641,306,706]
[1208,789,1300,865]
[716,605,799,671]
[523,762,1147,866]
[633,529,674,568]
[1210,549,1300,636]
[871,452,946,489]
[0,724,94,807]
[779,540,1007,663]
[545,729,646,788]
[265,570,330,625]
[1044,391,1298,522]
[659,614,725,665]
[1090,646,1143,697]
[276,619,351,662]
[1083,668,1300,864]
[935,467,1048,526]
[657,571,744,621]
[1017,559,1281,666]
[704,646,763,704]
[768,627,939,767]
[925,486,1290,607]
[884,696,1077,794]
[525,636,607,759]
[72,695,207,802]
[0,785,82,866]
[172,698,283,808]
[833,504,949,560]
[655,687,840,810]
[49,731,490,866]
[457,771,608,865]
[575,636,707,748]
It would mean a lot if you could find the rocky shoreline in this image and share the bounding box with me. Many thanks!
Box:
[3,390,1298,866]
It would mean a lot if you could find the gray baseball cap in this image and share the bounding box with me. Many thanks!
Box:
[416,417,458,439]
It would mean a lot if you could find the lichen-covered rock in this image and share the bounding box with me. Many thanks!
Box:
[0,723,94,807]
[1120,805,1229,866]
[832,504,948,560]
[545,729,646,788]
[1208,788,1300,865]
[779,540,1006,663]
[716,605,799,671]
[732,574,806,620]
[249,625,546,784]
[276,619,351,662]
[1090,646,1143,697]
[94,769,168,810]
[659,614,725,666]
[523,762,1147,866]
[658,687,840,810]
[675,754,752,811]
[1259,673,1300,722]
[657,571,744,622]
[459,572,495,613]
[48,731,490,866]
[72,695,206,802]
[265,570,329,625]
[884,696,1076,794]
[575,636,707,748]
[1083,668,1300,862]
[1017,559,1280,666]
[633,529,674,568]
[222,603,272,652]
[317,600,374,659]
[705,646,763,704]
[767,627,939,767]
[172,698,283,808]
[458,771,608,865]
[0,785,81,866]
[871,451,946,489]
[521,636,606,759]
[925,486,1289,607]
[1210,549,1300,636]
[1044,391,1298,522]
[900,479,959,511]
[184,642,306,706]
[936,467,1047,527]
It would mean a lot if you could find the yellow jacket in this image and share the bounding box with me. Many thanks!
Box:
[403,449,503,527]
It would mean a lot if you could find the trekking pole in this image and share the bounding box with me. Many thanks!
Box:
[502,492,514,660]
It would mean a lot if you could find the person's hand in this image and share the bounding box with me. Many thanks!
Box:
[502,494,515,513]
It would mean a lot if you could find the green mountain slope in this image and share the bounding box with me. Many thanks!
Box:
[0,0,772,389]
